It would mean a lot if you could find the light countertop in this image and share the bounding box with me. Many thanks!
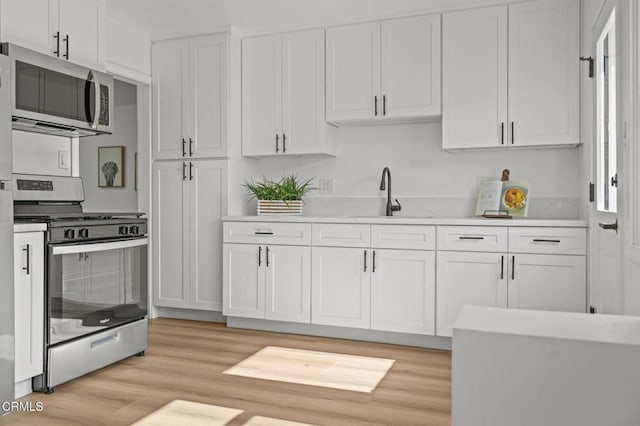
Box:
[14,223,47,233]
[222,215,588,228]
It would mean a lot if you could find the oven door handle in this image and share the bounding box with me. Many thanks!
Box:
[51,238,148,255]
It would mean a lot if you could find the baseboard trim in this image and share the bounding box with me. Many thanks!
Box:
[154,307,226,323]
[227,317,452,350]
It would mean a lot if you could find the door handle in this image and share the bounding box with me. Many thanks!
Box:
[372,250,376,273]
[275,134,279,153]
[258,246,262,267]
[22,244,30,275]
[189,162,193,181]
[182,162,187,180]
[53,31,60,57]
[374,96,378,116]
[364,250,368,272]
[266,246,270,267]
[500,255,504,280]
[189,138,194,157]
[282,134,286,153]
[383,95,387,116]
[511,256,515,280]
[500,122,505,145]
[63,34,69,59]
[511,122,515,144]
[598,219,618,233]
[182,138,187,157]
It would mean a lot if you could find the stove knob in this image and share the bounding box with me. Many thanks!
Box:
[129,225,139,235]
[118,226,129,235]
[64,229,75,239]
[79,228,89,238]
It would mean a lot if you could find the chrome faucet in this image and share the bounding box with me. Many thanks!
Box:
[379,167,402,216]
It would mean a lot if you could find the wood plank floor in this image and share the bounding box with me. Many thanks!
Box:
[5,318,451,426]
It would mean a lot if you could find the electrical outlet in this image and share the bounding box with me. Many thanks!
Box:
[58,151,70,169]
[318,178,334,194]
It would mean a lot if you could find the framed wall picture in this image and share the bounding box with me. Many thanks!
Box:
[98,146,125,188]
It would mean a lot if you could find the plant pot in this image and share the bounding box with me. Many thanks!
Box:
[257,200,303,216]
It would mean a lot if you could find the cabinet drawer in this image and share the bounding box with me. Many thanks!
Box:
[224,222,311,246]
[509,227,586,255]
[312,224,371,247]
[437,226,507,252]
[371,225,436,250]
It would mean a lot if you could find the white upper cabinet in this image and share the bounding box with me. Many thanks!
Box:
[442,6,507,149]
[242,29,335,157]
[442,0,579,149]
[508,0,579,147]
[153,34,229,160]
[1,0,106,69]
[326,14,441,125]
[326,22,380,122]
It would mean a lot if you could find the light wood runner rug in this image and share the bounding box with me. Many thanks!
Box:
[223,346,395,393]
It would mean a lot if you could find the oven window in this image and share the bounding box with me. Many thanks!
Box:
[15,61,96,124]
[48,242,147,345]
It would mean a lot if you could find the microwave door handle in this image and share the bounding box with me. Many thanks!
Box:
[88,70,101,129]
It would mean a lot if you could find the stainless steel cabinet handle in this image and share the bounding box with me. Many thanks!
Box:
[511,256,515,280]
[459,236,484,240]
[383,95,386,116]
[63,34,69,59]
[500,255,504,280]
[372,250,376,273]
[598,220,618,233]
[22,244,30,275]
[266,246,270,267]
[182,162,187,180]
[254,231,274,235]
[189,138,194,157]
[182,138,187,157]
[532,239,561,243]
[189,162,193,181]
[258,246,262,267]
[364,250,368,272]
[283,134,286,153]
[275,134,279,153]
[501,122,505,145]
[374,96,378,116]
[511,122,515,144]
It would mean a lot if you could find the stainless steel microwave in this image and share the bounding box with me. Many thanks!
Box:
[0,43,113,137]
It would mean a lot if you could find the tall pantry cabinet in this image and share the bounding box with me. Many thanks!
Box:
[152,33,231,312]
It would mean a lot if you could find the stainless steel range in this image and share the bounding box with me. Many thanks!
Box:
[13,174,148,393]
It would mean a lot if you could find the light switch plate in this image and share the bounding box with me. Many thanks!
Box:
[58,150,70,169]
[318,178,334,194]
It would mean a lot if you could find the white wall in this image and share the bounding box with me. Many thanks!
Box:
[243,122,581,218]
[79,80,139,212]
[12,131,71,176]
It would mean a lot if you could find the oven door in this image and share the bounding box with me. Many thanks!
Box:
[47,238,148,345]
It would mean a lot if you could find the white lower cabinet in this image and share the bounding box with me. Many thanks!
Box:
[311,247,370,329]
[14,231,44,384]
[371,249,435,335]
[436,251,507,337]
[509,253,586,312]
[153,160,227,311]
[223,243,311,323]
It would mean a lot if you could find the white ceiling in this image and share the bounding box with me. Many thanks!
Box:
[106,0,517,40]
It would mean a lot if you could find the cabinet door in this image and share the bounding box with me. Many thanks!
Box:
[152,162,189,308]
[442,6,508,149]
[242,35,282,156]
[508,0,579,146]
[282,29,325,155]
[152,40,189,160]
[0,0,55,56]
[265,245,311,323]
[381,14,441,119]
[14,232,44,382]
[510,254,586,312]
[189,160,227,311]
[436,251,507,337]
[223,243,265,319]
[371,249,435,335]
[58,0,105,69]
[311,247,370,329]
[326,22,381,123]
[188,35,228,158]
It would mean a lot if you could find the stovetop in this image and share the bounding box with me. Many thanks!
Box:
[15,212,145,221]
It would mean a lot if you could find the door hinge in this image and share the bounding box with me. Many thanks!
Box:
[589,182,595,202]
[589,306,597,314]
[580,56,594,78]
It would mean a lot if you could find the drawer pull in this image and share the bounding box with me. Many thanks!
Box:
[91,334,118,349]
[532,239,561,243]
[459,236,484,240]
[258,246,262,267]
[254,231,274,235]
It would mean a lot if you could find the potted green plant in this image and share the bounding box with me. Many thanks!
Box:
[244,175,314,215]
